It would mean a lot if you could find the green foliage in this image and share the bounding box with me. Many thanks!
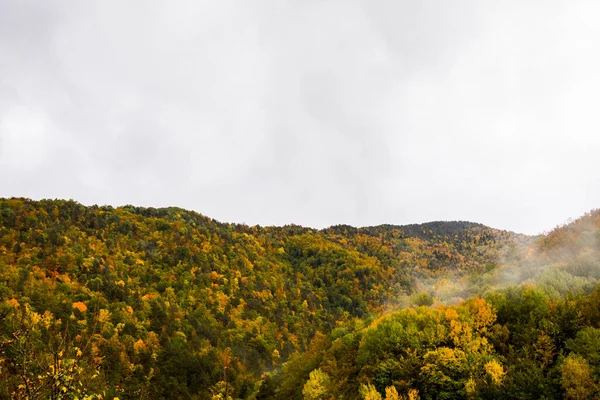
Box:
[411,292,434,307]
[567,327,600,370]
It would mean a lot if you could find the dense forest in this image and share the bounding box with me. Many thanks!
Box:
[0,198,599,399]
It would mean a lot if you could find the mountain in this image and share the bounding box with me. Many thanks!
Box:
[0,198,598,399]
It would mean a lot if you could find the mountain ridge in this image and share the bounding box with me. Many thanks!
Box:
[2,196,533,236]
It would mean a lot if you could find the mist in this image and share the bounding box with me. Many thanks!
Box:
[400,210,600,307]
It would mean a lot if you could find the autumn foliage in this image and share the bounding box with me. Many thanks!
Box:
[0,198,599,399]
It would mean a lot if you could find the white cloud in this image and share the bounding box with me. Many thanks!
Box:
[0,0,598,234]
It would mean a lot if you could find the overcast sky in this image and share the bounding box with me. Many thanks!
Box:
[1,1,599,234]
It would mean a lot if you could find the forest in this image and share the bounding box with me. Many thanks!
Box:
[0,198,599,399]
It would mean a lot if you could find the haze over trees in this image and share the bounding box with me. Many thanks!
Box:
[0,198,599,399]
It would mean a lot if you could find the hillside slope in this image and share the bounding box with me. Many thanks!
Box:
[0,198,595,399]
[262,210,600,399]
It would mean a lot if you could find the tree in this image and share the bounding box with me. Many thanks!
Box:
[360,384,382,400]
[384,386,400,400]
[411,292,434,307]
[560,354,597,400]
[567,327,600,368]
[302,368,331,400]
[0,301,103,399]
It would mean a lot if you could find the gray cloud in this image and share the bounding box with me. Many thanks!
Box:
[0,0,599,234]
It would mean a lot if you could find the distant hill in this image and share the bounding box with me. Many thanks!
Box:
[537,209,600,256]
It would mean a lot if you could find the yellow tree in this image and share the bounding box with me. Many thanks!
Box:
[360,384,382,400]
[560,354,598,400]
[302,368,331,400]
[0,300,104,399]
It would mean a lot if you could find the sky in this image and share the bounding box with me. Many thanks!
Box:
[1,0,599,235]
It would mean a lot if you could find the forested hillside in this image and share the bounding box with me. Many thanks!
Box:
[0,198,598,399]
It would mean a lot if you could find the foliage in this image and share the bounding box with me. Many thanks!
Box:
[0,198,599,398]
[302,368,331,400]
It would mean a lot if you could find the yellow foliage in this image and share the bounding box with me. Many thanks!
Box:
[134,339,147,353]
[6,298,19,308]
[141,292,157,301]
[30,311,41,325]
[406,389,420,400]
[302,368,331,399]
[210,271,220,282]
[98,309,111,324]
[384,386,399,400]
[360,384,382,400]
[485,360,505,386]
[465,377,477,399]
[387,386,420,400]
[465,298,496,333]
[72,301,88,312]
[146,331,161,351]
[272,349,280,364]
[42,310,54,329]
[560,354,597,400]
[444,308,459,321]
